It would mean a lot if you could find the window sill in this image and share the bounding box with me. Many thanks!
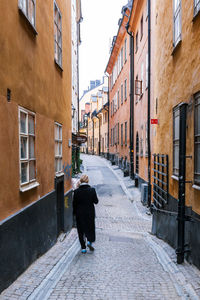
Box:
[18,7,38,35]
[20,181,39,192]
[171,175,179,181]
[56,172,64,178]
[192,184,200,191]
[193,10,200,22]
[171,39,182,56]
[54,60,63,72]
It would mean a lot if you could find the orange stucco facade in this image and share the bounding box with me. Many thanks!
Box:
[106,5,131,170]
[153,0,200,214]
[0,0,72,220]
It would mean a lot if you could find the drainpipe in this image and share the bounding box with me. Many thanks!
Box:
[147,0,151,207]
[176,103,188,264]
[126,24,134,180]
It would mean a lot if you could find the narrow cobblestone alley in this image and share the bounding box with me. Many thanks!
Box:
[1,155,200,300]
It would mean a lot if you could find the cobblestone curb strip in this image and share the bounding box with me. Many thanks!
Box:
[28,239,80,300]
[146,235,199,300]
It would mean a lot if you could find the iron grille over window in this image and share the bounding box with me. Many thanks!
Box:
[173,0,182,47]
[194,0,200,16]
[152,154,169,209]
[54,1,62,67]
[173,106,180,176]
[194,93,200,185]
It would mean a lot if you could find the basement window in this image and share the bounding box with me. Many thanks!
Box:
[19,107,37,188]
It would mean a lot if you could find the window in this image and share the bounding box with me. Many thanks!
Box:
[121,84,123,104]
[194,0,200,16]
[140,128,144,156]
[55,123,62,173]
[111,129,112,146]
[146,53,148,88]
[145,123,148,156]
[54,1,62,67]
[121,47,124,69]
[136,133,139,174]
[118,123,119,145]
[124,38,127,62]
[124,79,127,100]
[136,32,138,52]
[173,106,180,176]
[117,90,120,109]
[121,124,123,146]
[125,122,127,146]
[173,0,181,48]
[19,108,36,185]
[194,93,200,185]
[19,0,36,27]
[146,0,149,20]
[140,15,143,40]
[141,63,144,95]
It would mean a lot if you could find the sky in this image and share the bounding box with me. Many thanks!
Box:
[79,0,127,97]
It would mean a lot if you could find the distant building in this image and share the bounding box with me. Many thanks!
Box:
[105,1,132,175]
[0,0,73,292]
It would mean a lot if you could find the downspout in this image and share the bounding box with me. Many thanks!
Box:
[147,0,151,207]
[126,23,134,180]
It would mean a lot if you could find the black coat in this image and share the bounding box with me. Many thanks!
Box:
[73,184,98,243]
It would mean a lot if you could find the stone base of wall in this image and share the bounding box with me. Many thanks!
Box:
[152,194,200,270]
[0,188,73,293]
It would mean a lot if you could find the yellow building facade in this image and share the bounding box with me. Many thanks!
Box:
[0,0,73,292]
[152,0,200,268]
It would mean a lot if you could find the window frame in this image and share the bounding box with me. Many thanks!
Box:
[19,107,36,187]
[124,38,127,62]
[121,124,123,146]
[194,0,200,17]
[125,122,127,146]
[173,0,182,48]
[18,0,36,31]
[54,1,62,68]
[140,15,143,40]
[124,79,127,100]
[121,84,124,104]
[136,31,138,52]
[173,106,180,176]
[55,122,63,174]
[194,92,200,186]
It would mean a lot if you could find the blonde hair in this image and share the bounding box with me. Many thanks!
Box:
[76,174,89,188]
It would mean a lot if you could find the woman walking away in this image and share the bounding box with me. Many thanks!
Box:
[73,174,99,254]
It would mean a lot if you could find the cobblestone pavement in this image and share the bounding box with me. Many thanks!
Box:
[1,154,200,300]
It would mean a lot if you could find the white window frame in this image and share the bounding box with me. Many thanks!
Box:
[19,107,37,188]
[194,0,200,16]
[19,0,36,27]
[54,1,62,67]
[173,0,182,48]
[141,62,144,94]
[55,122,63,174]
